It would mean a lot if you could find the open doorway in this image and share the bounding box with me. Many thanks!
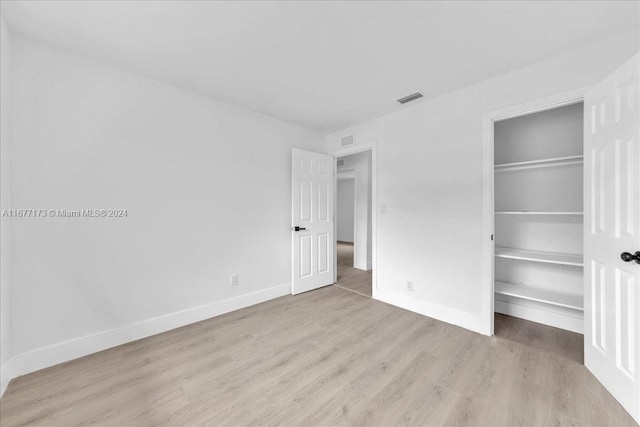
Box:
[487,98,585,365]
[334,151,372,297]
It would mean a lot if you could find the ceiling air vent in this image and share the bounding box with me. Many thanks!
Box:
[397,92,423,104]
[337,159,345,167]
[341,135,355,148]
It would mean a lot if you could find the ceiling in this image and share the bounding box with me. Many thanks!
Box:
[2,1,638,132]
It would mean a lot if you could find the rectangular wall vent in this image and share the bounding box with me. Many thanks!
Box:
[341,135,355,148]
[397,92,423,104]
[337,159,344,167]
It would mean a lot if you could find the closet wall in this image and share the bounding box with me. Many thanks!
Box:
[494,102,584,333]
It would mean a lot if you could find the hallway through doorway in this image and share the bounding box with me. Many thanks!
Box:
[334,241,372,297]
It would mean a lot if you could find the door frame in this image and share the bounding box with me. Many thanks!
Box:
[331,143,377,295]
[480,86,590,336]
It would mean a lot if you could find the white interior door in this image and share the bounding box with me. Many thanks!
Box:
[584,53,640,424]
[292,149,334,294]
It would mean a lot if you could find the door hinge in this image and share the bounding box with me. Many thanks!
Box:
[491,234,494,241]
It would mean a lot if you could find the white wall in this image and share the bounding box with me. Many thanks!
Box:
[336,178,354,243]
[0,14,13,396]
[494,102,584,164]
[337,151,372,270]
[327,32,639,334]
[5,35,324,379]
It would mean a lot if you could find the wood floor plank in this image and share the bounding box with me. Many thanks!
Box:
[1,285,636,426]
[335,242,372,298]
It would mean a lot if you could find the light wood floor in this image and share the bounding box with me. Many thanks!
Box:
[1,286,636,426]
[334,241,372,297]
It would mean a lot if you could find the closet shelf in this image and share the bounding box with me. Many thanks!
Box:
[495,247,583,267]
[494,155,583,172]
[495,211,583,215]
[495,281,583,311]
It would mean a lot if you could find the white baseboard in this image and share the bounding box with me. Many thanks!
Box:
[495,298,583,334]
[0,361,10,397]
[0,284,290,397]
[374,287,485,335]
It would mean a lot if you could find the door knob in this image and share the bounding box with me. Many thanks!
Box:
[294,226,306,232]
[620,251,640,264]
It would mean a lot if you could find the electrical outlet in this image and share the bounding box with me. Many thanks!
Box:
[230,274,238,286]
[407,280,414,291]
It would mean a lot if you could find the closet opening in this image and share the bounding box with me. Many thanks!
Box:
[491,101,585,360]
